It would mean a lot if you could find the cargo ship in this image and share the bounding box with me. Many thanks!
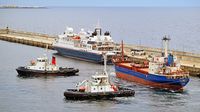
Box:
[53,25,120,64]
[113,37,190,91]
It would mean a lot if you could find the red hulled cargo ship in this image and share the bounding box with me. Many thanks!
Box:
[113,37,190,91]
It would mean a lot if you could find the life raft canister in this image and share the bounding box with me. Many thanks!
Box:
[73,36,80,40]
[79,86,86,92]
[111,84,118,92]
[30,60,36,65]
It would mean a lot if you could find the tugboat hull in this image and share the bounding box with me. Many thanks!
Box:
[64,88,135,100]
[16,67,79,77]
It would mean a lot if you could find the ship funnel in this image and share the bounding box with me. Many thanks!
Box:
[52,56,56,65]
[95,20,102,41]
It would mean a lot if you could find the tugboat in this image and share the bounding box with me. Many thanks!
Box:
[113,37,190,91]
[64,54,135,100]
[16,55,79,77]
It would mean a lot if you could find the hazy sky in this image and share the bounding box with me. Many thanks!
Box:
[0,0,200,7]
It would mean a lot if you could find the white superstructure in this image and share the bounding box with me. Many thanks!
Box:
[26,55,58,71]
[75,54,118,93]
[53,26,120,55]
[148,36,189,77]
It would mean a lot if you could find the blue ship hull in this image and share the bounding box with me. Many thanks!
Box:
[54,46,112,64]
[114,65,189,91]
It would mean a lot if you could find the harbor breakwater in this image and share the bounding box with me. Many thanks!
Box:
[0,28,55,49]
[0,28,199,77]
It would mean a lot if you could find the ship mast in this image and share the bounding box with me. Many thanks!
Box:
[103,53,108,76]
[44,44,49,71]
[121,40,124,61]
[162,36,170,58]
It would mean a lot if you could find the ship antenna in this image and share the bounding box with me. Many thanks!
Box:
[121,40,124,61]
[46,44,48,52]
[97,19,100,28]
[44,44,49,57]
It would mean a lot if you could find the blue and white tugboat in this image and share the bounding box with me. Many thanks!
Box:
[64,54,135,100]
[16,55,79,77]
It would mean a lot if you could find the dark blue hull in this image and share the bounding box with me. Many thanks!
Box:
[54,46,112,64]
[115,65,190,91]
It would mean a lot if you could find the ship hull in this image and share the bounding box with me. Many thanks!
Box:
[64,87,135,100]
[53,46,113,65]
[114,65,189,91]
[16,67,79,77]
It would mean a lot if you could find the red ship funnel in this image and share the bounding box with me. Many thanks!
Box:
[52,56,56,65]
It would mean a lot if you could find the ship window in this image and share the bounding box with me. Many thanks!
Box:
[93,88,95,90]
[39,67,41,69]
[87,41,96,44]
[42,67,44,69]
[100,88,102,90]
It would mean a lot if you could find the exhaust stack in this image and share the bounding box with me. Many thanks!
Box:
[52,56,56,65]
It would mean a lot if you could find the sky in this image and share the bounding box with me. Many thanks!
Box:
[0,0,200,7]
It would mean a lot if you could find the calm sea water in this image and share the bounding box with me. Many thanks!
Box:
[0,7,200,112]
[0,40,200,112]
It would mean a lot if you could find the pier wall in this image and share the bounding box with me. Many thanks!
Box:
[0,28,55,49]
[125,44,200,63]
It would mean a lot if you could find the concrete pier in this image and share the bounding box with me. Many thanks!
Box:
[0,28,199,77]
[0,28,55,49]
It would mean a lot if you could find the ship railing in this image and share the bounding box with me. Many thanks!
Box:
[76,80,88,88]
[112,56,131,63]
[130,63,149,68]
[164,71,189,79]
